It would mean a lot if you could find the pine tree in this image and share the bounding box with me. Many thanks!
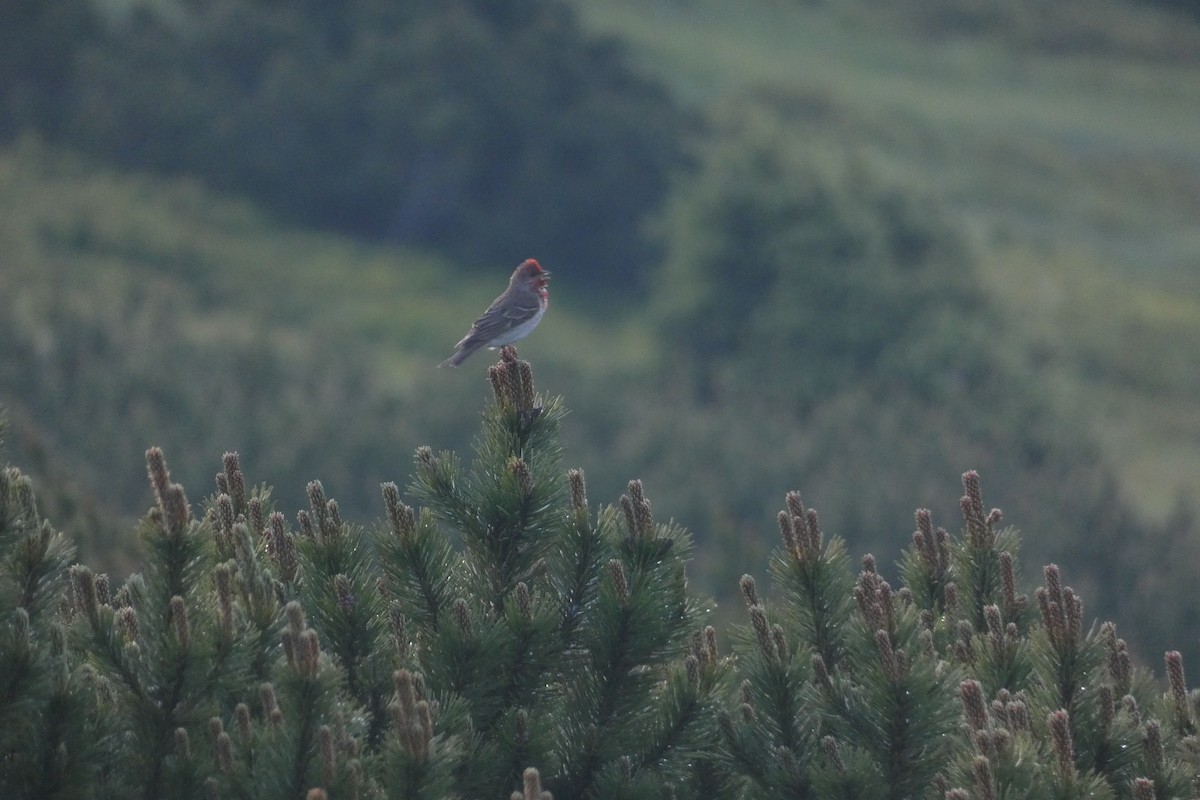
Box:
[721,471,1200,800]
[374,348,731,799]
[0,465,108,799]
[3,354,1200,799]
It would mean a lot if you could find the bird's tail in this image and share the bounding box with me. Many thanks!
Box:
[439,347,473,368]
[440,335,491,367]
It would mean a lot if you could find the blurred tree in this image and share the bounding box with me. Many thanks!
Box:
[0,0,97,139]
[651,100,981,407]
[638,95,1200,669]
[23,0,688,290]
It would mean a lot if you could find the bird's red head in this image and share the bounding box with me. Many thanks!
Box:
[514,258,550,285]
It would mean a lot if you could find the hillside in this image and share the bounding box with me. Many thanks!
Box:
[568,0,1200,523]
[1,0,1199,664]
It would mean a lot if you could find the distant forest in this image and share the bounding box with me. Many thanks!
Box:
[0,0,690,290]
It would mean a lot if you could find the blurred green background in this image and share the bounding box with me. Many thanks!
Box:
[2,0,1199,664]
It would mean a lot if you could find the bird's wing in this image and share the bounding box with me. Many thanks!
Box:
[457,294,541,346]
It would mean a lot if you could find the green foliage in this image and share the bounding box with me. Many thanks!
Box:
[2,352,732,798]
[4,354,1200,799]
[1,0,686,288]
[635,95,1200,673]
[651,98,980,404]
[0,0,98,140]
[841,0,1200,61]
[723,471,1200,800]
[0,465,110,798]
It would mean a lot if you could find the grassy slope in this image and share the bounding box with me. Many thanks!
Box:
[0,139,645,573]
[2,1,1198,661]
[569,0,1200,520]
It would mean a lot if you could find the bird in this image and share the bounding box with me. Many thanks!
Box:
[440,258,551,367]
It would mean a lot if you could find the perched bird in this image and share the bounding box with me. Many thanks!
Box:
[440,258,551,367]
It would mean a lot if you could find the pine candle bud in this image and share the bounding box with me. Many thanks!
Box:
[812,654,833,692]
[944,581,959,618]
[1143,719,1164,772]
[170,596,190,649]
[515,582,532,622]
[222,451,246,511]
[520,766,552,800]
[748,605,773,661]
[920,628,936,659]
[874,630,900,681]
[146,447,171,512]
[236,703,252,743]
[299,629,321,679]
[777,510,798,557]
[914,508,938,570]
[739,574,759,608]
[286,600,305,635]
[960,679,989,732]
[1099,685,1115,729]
[999,551,1019,609]
[1166,651,1189,724]
[270,513,299,582]
[320,725,335,785]
[1044,564,1064,606]
[175,727,191,760]
[297,509,315,538]
[335,574,355,613]
[1122,695,1141,725]
[961,470,987,546]
[514,359,536,411]
[94,573,110,606]
[971,756,996,800]
[619,495,637,538]
[624,480,654,537]
[117,606,139,643]
[259,683,280,720]
[984,605,1003,639]
[382,482,415,541]
[608,560,630,606]
[487,363,508,406]
[771,624,788,662]
[567,468,588,512]
[803,508,823,553]
[508,457,534,497]
[821,736,846,775]
[212,723,234,775]
[165,484,191,536]
[70,565,99,626]
[306,480,327,525]
[216,493,235,537]
[1048,709,1075,780]
[392,669,433,761]
[248,496,264,537]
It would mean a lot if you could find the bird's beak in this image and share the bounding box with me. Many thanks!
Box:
[540,270,551,279]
